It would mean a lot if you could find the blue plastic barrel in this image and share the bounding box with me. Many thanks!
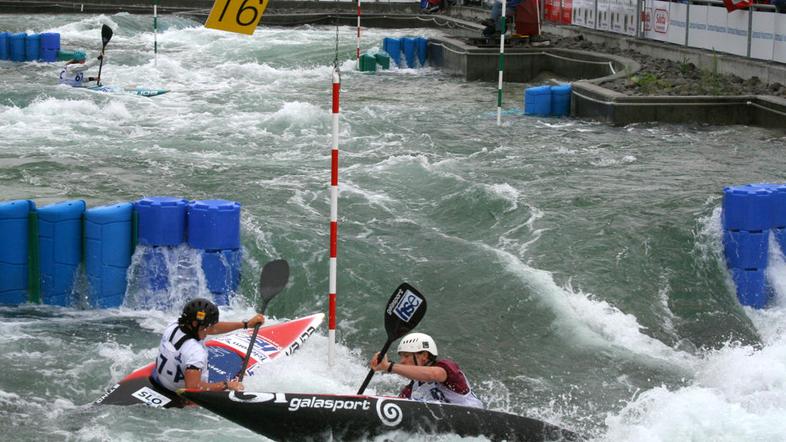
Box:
[187,200,241,251]
[550,84,572,117]
[0,200,35,305]
[202,249,242,305]
[141,246,170,292]
[769,184,786,229]
[731,268,771,309]
[37,200,85,306]
[383,37,401,67]
[136,196,188,246]
[415,37,428,66]
[9,33,25,62]
[775,228,786,254]
[0,32,9,60]
[25,34,40,61]
[401,37,416,68]
[39,32,60,62]
[723,230,768,270]
[722,186,773,231]
[85,202,133,308]
[524,85,552,117]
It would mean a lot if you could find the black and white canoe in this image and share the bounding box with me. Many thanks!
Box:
[179,390,583,441]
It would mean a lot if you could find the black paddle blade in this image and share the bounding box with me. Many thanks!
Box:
[356,283,427,395]
[101,24,113,47]
[237,259,290,380]
[258,259,289,312]
[384,283,427,341]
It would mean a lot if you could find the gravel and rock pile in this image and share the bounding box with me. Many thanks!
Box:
[545,33,786,98]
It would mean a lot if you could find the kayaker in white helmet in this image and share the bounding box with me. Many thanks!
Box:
[58,51,102,87]
[369,332,484,408]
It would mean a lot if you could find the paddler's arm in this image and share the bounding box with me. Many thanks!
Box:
[205,313,265,335]
[184,368,243,392]
[371,353,448,383]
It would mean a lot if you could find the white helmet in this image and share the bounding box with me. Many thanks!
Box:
[397,332,438,356]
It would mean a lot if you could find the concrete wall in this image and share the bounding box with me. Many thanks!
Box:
[429,37,632,82]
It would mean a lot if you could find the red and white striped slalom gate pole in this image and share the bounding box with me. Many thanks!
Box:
[328,66,341,367]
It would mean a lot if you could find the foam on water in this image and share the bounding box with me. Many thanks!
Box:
[597,208,786,441]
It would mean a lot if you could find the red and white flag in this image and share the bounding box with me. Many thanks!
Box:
[723,0,752,12]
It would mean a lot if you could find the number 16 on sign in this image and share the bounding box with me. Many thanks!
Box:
[205,0,269,35]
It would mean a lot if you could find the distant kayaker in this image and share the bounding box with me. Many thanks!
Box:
[151,298,265,394]
[58,51,102,87]
[369,332,485,408]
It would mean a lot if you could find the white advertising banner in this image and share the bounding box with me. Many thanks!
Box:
[598,0,611,31]
[775,12,786,63]
[585,0,597,29]
[706,6,731,51]
[623,0,637,36]
[572,0,586,26]
[725,9,750,57]
[750,11,774,61]
[610,0,624,34]
[687,5,711,50]
[643,0,671,42]
[666,2,687,46]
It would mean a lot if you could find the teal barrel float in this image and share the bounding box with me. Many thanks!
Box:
[188,200,241,305]
[25,33,40,61]
[550,84,572,117]
[37,200,85,306]
[415,37,428,66]
[382,37,401,67]
[135,196,188,292]
[0,200,35,305]
[359,53,377,72]
[401,37,416,68]
[85,203,134,308]
[9,32,25,62]
[374,53,390,70]
[40,33,60,62]
[524,85,552,117]
[0,32,9,60]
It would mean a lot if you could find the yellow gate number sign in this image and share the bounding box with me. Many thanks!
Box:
[205,0,269,35]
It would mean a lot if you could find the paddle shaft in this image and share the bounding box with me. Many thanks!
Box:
[96,25,112,86]
[356,339,393,395]
[96,48,106,86]
[237,323,262,382]
[234,259,290,381]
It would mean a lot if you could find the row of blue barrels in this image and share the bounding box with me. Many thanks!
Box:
[524,84,572,117]
[0,32,60,62]
[721,183,786,308]
[137,197,241,306]
[0,197,242,308]
[382,37,428,68]
[0,200,131,308]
